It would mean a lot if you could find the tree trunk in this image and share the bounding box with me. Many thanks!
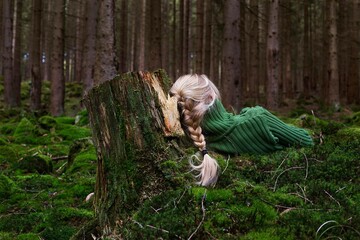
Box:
[82,69,184,235]
[327,0,340,108]
[347,0,360,104]
[203,0,212,76]
[12,0,22,107]
[302,0,310,97]
[2,0,16,107]
[43,0,53,82]
[266,0,280,109]
[0,0,3,75]
[94,0,117,85]
[194,0,204,73]
[30,0,42,111]
[50,0,65,116]
[117,0,127,73]
[82,0,97,93]
[248,0,259,104]
[147,0,162,70]
[75,0,84,83]
[221,0,241,111]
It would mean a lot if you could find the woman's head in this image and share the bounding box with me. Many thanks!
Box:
[170,74,220,116]
[169,74,221,186]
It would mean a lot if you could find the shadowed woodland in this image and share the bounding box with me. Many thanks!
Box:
[0,0,360,239]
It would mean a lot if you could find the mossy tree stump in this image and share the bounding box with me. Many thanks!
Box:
[82,70,184,234]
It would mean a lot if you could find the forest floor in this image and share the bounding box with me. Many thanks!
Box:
[0,79,359,239]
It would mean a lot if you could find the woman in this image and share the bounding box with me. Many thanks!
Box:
[169,74,313,187]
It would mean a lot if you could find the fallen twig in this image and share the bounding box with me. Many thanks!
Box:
[188,189,207,240]
[324,190,341,207]
[273,166,304,191]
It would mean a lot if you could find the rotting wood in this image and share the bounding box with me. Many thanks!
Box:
[81,70,185,237]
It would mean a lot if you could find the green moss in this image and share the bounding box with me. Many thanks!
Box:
[346,111,360,126]
[38,115,57,130]
[57,125,91,141]
[17,233,40,240]
[17,154,53,174]
[40,225,77,240]
[336,126,360,139]
[55,116,75,125]
[15,174,60,191]
[66,145,97,174]
[0,122,18,135]
[0,145,18,165]
[0,232,15,239]
[0,174,17,199]
[242,228,282,240]
[13,117,49,144]
[75,109,89,126]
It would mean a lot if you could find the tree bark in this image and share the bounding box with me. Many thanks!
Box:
[82,0,98,93]
[82,69,184,234]
[327,0,340,108]
[50,0,65,116]
[147,0,162,71]
[347,0,360,104]
[2,0,16,107]
[194,0,204,73]
[221,0,241,111]
[94,0,117,85]
[12,0,22,107]
[30,0,42,111]
[266,0,280,109]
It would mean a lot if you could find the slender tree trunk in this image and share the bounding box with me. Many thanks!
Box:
[118,0,127,73]
[82,0,97,93]
[327,0,340,107]
[0,0,3,76]
[161,0,169,74]
[282,0,292,99]
[43,0,52,82]
[171,0,177,79]
[179,0,184,74]
[12,0,22,106]
[147,0,162,70]
[240,0,247,103]
[221,0,241,110]
[194,0,204,73]
[2,0,16,107]
[303,0,310,97]
[203,0,212,76]
[258,0,267,103]
[133,0,146,71]
[82,70,183,236]
[347,0,360,104]
[30,0,42,111]
[182,0,190,74]
[50,0,65,116]
[266,0,280,109]
[94,0,117,85]
[75,0,84,82]
[248,0,259,104]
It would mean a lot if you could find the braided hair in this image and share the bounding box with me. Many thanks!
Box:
[170,74,221,186]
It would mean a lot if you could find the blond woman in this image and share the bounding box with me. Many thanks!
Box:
[169,74,313,187]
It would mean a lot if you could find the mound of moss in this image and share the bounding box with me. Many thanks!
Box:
[0,105,96,240]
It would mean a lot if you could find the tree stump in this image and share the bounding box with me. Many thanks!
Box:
[82,70,184,235]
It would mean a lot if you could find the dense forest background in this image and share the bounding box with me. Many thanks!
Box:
[1,0,360,114]
[1,1,360,239]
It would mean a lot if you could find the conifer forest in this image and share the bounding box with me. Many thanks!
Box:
[0,0,360,239]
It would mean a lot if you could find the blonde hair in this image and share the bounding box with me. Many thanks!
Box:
[170,74,221,186]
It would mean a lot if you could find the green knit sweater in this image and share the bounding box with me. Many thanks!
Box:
[201,100,314,154]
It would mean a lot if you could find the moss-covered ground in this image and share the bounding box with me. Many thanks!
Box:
[0,80,359,239]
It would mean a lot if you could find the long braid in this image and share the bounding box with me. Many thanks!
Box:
[170,74,221,186]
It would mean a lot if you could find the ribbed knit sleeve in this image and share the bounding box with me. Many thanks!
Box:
[201,100,313,155]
